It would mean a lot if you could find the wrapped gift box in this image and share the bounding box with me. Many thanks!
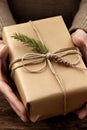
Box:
[2,16,87,122]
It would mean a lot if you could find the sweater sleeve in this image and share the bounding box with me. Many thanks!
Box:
[0,0,16,39]
[69,0,87,33]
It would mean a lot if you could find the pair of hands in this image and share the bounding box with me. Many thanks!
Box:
[0,29,87,122]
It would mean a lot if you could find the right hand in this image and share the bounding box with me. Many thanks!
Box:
[71,29,87,119]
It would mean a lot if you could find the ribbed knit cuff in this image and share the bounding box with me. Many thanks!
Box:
[69,0,87,33]
[0,0,16,39]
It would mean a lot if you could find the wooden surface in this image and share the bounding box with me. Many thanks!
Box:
[0,93,87,130]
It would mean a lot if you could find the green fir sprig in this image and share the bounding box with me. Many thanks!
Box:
[12,33,49,54]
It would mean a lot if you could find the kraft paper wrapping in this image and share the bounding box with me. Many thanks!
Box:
[2,16,87,122]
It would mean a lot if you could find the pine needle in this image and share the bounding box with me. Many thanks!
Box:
[12,33,49,54]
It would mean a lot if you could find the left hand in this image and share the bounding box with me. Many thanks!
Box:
[71,29,87,119]
[0,41,28,122]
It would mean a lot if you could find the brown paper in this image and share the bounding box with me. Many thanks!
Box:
[2,16,87,122]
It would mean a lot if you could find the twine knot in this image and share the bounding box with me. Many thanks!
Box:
[46,52,52,60]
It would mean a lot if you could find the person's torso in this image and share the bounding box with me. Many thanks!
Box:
[8,0,81,28]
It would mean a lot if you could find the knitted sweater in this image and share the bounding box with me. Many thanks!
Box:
[0,0,87,38]
[0,0,15,38]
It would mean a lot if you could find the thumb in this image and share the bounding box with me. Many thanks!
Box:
[0,44,9,58]
[71,29,87,47]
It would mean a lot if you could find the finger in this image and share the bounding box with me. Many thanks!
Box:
[0,81,28,122]
[0,43,10,82]
[71,29,87,47]
[77,107,87,119]
[0,44,8,58]
[9,100,28,122]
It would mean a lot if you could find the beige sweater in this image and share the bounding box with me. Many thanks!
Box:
[0,0,87,38]
[70,0,87,33]
[0,0,15,38]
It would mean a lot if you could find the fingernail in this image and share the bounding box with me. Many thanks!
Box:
[21,116,29,122]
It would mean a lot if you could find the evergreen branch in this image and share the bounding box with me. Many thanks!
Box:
[12,33,49,54]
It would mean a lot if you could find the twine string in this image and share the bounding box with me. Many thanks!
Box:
[9,21,86,115]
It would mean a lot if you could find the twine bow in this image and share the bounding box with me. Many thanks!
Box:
[10,21,86,115]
